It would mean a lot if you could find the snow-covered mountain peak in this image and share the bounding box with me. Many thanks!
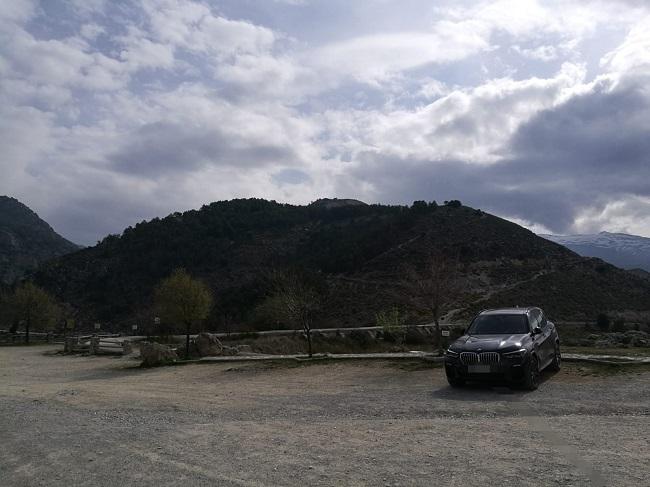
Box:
[540,232,650,271]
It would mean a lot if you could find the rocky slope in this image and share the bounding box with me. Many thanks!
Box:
[0,196,79,284]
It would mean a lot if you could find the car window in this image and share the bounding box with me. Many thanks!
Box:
[539,311,548,328]
[528,310,540,330]
[467,314,529,335]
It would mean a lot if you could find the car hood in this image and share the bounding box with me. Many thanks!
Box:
[451,334,529,353]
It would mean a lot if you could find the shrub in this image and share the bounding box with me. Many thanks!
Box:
[349,329,370,348]
[612,318,626,332]
[404,326,427,345]
[239,331,260,340]
[411,200,428,212]
[444,200,462,208]
[376,307,407,343]
[596,313,610,331]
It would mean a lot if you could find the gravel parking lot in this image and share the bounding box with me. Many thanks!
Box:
[1,346,649,486]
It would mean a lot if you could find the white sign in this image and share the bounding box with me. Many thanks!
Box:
[94,323,101,331]
[441,330,450,337]
[132,324,138,331]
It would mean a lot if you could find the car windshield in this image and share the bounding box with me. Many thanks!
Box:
[467,314,529,335]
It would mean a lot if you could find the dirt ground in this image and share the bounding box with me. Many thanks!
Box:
[1,346,649,486]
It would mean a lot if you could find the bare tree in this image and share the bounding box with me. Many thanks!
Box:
[402,251,460,351]
[268,270,323,358]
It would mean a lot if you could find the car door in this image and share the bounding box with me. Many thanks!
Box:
[538,310,554,367]
[528,309,543,361]
[529,309,548,366]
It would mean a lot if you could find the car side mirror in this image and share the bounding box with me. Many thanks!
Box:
[533,326,542,335]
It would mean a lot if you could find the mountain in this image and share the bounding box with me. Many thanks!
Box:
[0,196,80,284]
[32,198,650,330]
[309,198,368,209]
[629,268,650,280]
[540,232,650,272]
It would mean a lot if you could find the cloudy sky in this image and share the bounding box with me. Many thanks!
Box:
[1,0,649,244]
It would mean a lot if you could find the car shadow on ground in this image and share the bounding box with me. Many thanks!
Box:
[431,368,559,400]
[60,360,158,383]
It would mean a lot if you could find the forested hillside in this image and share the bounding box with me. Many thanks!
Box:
[32,198,650,331]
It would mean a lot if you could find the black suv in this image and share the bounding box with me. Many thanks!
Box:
[444,307,560,390]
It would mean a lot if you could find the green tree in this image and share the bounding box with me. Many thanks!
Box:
[154,268,213,359]
[6,283,60,344]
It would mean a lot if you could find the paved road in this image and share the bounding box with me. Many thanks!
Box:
[1,346,648,486]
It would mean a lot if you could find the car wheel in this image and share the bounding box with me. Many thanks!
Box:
[549,343,561,372]
[446,373,465,388]
[523,355,539,391]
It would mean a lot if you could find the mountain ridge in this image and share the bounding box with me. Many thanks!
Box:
[0,196,80,284]
[29,198,650,331]
[540,231,650,272]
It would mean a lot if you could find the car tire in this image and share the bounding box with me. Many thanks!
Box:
[446,373,465,388]
[549,343,561,372]
[522,355,539,391]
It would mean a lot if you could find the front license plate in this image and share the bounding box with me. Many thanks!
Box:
[468,365,491,373]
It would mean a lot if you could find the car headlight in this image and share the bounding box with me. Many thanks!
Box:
[502,348,527,359]
[445,348,459,357]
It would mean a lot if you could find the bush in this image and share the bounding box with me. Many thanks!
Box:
[411,200,428,212]
[612,318,626,332]
[239,331,260,340]
[376,307,407,343]
[404,326,428,345]
[596,313,610,331]
[444,200,462,208]
[349,329,370,348]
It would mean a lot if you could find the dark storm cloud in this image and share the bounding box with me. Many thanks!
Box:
[350,79,650,233]
[110,121,297,176]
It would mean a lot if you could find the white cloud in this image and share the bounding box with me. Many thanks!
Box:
[600,16,650,77]
[68,0,108,17]
[0,0,35,23]
[321,62,588,166]
[573,197,650,236]
[2,0,650,243]
[142,0,277,58]
[310,27,489,84]
[1,29,127,97]
[118,32,176,71]
[80,23,106,40]
[418,79,450,100]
